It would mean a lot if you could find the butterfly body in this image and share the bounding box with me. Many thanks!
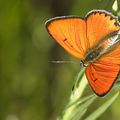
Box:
[83,31,120,64]
[83,47,103,64]
[45,10,120,96]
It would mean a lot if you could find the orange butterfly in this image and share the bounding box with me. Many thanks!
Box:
[45,10,120,96]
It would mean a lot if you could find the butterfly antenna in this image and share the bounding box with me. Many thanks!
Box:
[50,60,79,64]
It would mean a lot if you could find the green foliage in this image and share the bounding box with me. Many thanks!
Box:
[0,0,120,120]
[57,68,120,120]
[85,92,119,120]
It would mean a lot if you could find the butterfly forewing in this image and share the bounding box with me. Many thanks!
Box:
[86,10,120,49]
[46,17,89,59]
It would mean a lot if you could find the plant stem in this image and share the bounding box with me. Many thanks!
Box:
[57,67,88,120]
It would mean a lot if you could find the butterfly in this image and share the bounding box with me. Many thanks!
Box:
[45,10,120,96]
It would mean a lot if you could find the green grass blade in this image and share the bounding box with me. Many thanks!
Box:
[72,108,87,120]
[58,94,97,120]
[71,95,97,120]
[85,92,119,120]
[67,94,96,109]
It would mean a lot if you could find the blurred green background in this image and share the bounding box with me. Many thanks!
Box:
[0,0,120,120]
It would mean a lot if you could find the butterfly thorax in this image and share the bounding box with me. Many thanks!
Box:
[83,47,103,64]
[83,32,120,64]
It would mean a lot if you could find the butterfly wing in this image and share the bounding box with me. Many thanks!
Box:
[45,17,89,59]
[85,60,119,96]
[85,10,120,96]
[100,44,120,65]
[86,10,120,48]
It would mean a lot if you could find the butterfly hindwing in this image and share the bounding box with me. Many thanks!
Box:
[100,43,120,65]
[46,17,89,59]
[85,60,119,96]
